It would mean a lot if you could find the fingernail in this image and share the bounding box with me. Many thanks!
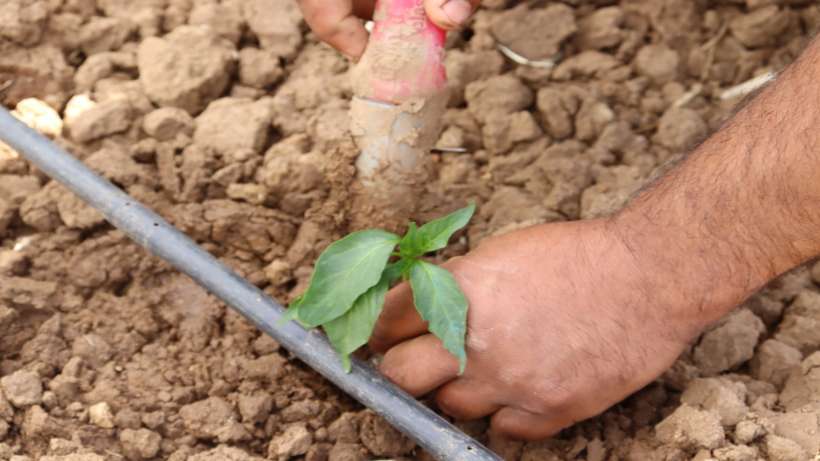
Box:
[441,0,473,26]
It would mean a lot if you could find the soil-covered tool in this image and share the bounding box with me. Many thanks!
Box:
[0,107,501,460]
[349,0,448,230]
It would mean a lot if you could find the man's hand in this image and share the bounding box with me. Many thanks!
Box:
[370,220,709,439]
[297,0,479,59]
[370,36,820,441]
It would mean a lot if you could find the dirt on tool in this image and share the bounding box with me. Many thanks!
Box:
[1,0,820,460]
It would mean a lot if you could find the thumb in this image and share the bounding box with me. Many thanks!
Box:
[424,0,479,30]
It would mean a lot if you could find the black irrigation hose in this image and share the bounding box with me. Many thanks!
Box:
[0,107,501,461]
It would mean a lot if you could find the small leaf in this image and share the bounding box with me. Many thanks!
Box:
[408,261,468,373]
[399,204,475,257]
[398,222,421,257]
[323,275,390,372]
[297,230,400,326]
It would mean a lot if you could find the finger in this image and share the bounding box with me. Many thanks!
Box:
[297,0,376,59]
[369,281,427,353]
[436,379,502,420]
[380,334,459,396]
[424,0,480,30]
[490,407,571,441]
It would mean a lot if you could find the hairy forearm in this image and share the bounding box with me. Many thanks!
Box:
[613,36,820,328]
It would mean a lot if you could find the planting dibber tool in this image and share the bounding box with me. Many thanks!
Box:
[349,0,449,229]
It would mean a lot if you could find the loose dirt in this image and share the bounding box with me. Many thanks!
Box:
[1,0,820,460]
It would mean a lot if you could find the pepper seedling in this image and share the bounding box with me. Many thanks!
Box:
[284,204,476,372]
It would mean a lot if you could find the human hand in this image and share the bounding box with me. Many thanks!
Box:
[357,34,820,441]
[297,0,479,59]
[369,219,715,440]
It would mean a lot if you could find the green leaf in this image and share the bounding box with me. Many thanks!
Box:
[398,222,421,257]
[408,260,468,373]
[297,230,400,326]
[399,204,475,257]
[323,275,390,372]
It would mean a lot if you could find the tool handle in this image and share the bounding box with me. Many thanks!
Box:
[355,0,447,103]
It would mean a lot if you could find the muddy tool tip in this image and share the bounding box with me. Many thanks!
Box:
[349,0,449,230]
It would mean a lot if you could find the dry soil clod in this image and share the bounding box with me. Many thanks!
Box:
[1,0,820,459]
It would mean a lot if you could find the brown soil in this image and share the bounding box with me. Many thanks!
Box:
[1,0,820,460]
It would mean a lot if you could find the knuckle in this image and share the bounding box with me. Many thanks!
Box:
[491,416,523,439]
[379,351,405,384]
[379,366,402,388]
[308,17,338,39]
[435,391,463,418]
[379,364,397,383]
[298,6,340,39]
[531,384,574,414]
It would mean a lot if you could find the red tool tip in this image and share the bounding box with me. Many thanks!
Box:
[356,0,448,103]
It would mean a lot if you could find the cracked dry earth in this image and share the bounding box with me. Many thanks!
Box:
[1,0,820,460]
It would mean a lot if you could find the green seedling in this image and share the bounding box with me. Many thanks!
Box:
[284,204,476,372]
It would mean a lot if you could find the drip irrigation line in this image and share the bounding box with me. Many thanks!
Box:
[0,107,501,461]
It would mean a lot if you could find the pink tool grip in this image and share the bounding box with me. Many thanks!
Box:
[361,0,448,103]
